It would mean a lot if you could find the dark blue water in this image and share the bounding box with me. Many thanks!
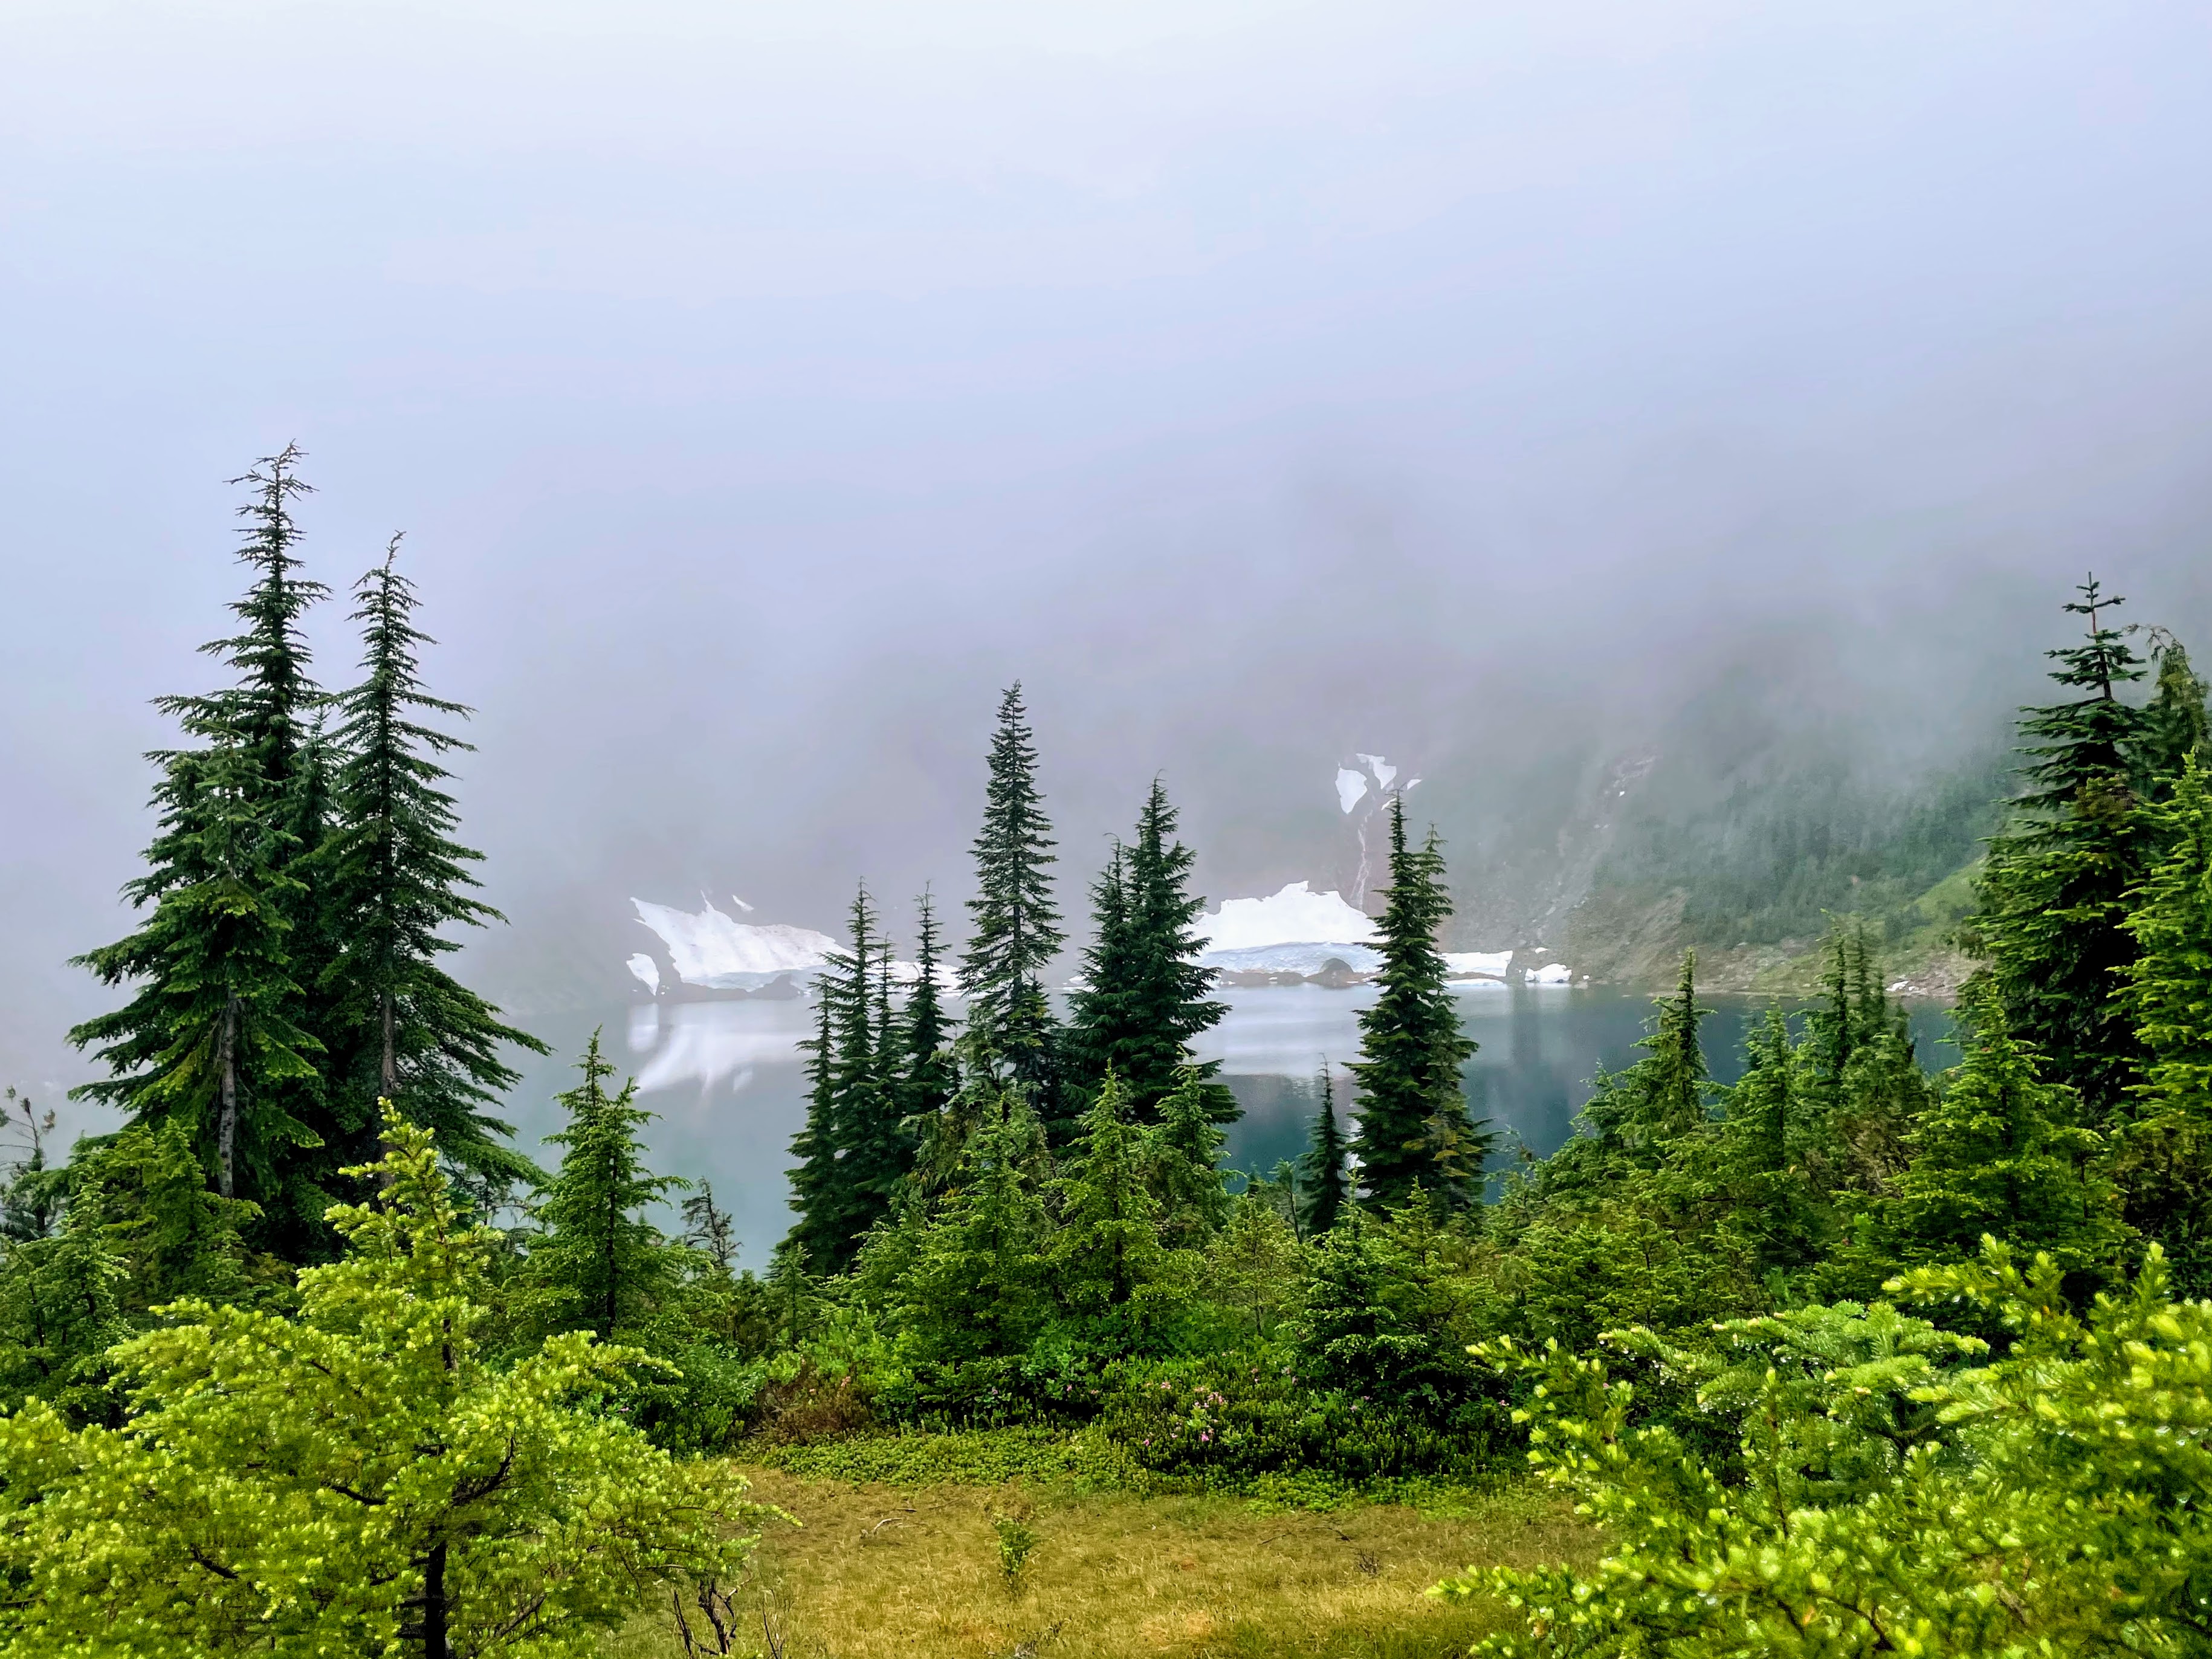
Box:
[505,986,1962,1269]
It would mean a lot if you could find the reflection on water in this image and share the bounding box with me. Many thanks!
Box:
[505,988,1963,1270]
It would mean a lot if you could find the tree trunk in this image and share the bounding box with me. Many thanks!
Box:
[381,991,398,1099]
[422,1539,448,1659]
[218,994,238,1201]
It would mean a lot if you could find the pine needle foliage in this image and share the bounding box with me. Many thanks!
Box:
[959,685,1066,1117]
[318,538,545,1190]
[1348,797,1486,1209]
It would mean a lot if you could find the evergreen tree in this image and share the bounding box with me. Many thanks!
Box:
[1347,798,1486,1209]
[2141,629,2211,792]
[959,685,1066,1118]
[94,1119,263,1317]
[897,888,958,1130]
[1296,1208,1431,1399]
[1297,1065,1351,1237]
[821,886,913,1270]
[1208,1191,1305,1342]
[1973,578,2152,1122]
[901,1094,1049,1364]
[0,1169,129,1422]
[0,1110,763,1659]
[1067,780,1227,1119]
[784,992,842,1269]
[1722,1008,1826,1277]
[681,1181,737,1275]
[2113,752,2212,1289]
[317,540,545,1190]
[68,728,322,1210]
[1050,1072,1169,1347]
[1,1089,62,1244]
[1885,985,2124,1275]
[1151,1066,1231,1247]
[518,1033,687,1344]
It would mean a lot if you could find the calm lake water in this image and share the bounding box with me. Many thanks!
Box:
[505,986,1964,1269]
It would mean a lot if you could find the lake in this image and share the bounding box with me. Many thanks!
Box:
[503,985,1963,1269]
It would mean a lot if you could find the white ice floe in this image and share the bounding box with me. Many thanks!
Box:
[1522,961,1574,986]
[631,895,839,990]
[1198,881,1379,952]
[625,953,662,995]
[1336,768,1369,813]
[1441,951,1512,980]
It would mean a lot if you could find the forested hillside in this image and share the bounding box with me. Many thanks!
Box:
[6,461,2212,1657]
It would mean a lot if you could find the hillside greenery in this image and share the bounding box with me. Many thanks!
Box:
[4,461,2212,1658]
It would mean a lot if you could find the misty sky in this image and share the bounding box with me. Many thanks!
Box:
[7,1,2212,1108]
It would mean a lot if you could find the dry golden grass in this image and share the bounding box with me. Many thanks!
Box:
[606,1464,1596,1659]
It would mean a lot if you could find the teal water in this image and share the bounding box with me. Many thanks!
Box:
[504,986,1962,1269]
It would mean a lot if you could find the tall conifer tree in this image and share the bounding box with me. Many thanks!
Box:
[518,1033,687,1344]
[1067,780,1228,1121]
[783,994,842,1270]
[897,890,957,1128]
[1347,797,1486,1209]
[318,539,545,1189]
[70,451,332,1235]
[1973,578,2152,1122]
[1298,1065,1351,1236]
[959,685,1066,1118]
[1050,1072,1168,1347]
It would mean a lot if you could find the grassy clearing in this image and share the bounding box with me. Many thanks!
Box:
[606,1462,1593,1659]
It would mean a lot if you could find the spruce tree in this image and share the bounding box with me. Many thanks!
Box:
[318,540,545,1189]
[1050,1072,1168,1347]
[2141,629,2211,793]
[902,1094,1049,1364]
[959,685,1066,1118]
[1297,1065,1351,1237]
[69,728,322,1209]
[1152,1066,1231,1247]
[1885,985,2124,1275]
[1973,578,2152,1122]
[518,1033,687,1344]
[1347,797,1485,1209]
[681,1182,737,1274]
[822,885,911,1270]
[897,889,958,1129]
[783,993,842,1270]
[2113,753,2212,1289]
[1067,780,1227,1119]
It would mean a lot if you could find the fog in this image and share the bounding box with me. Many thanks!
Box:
[6,2,2212,1116]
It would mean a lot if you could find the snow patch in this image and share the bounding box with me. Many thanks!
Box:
[625,953,662,995]
[1442,951,1511,980]
[1205,942,1385,977]
[1523,961,1574,986]
[632,895,839,990]
[1198,882,1379,953]
[1357,753,1398,789]
[1335,768,1369,814]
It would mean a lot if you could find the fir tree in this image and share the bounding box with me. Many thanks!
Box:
[318,540,545,1192]
[897,888,958,1130]
[959,685,1066,1117]
[784,992,841,1269]
[1885,985,2124,1275]
[0,1168,129,1422]
[1297,1065,1351,1237]
[94,1120,263,1316]
[69,728,322,1209]
[1151,1066,1231,1247]
[1208,1191,1305,1342]
[1,1089,62,1244]
[1347,798,1485,1209]
[902,1094,1049,1363]
[2141,629,2211,793]
[518,1033,687,1344]
[1973,577,2152,1122]
[1050,1072,1168,1347]
[821,885,912,1269]
[681,1182,737,1275]
[1067,780,1227,1119]
[2113,752,2212,1289]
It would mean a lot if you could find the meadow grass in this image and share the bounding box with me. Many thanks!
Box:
[606,1459,1593,1659]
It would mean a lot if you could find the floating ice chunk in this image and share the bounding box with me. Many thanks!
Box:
[1523,962,1574,986]
[631,895,839,989]
[626,952,662,995]
[1198,881,1380,952]
[1336,768,1369,813]
[1357,753,1398,789]
[1441,951,1511,980]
